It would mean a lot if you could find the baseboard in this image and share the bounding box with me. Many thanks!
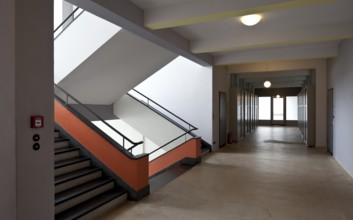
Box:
[181,157,201,166]
[127,185,150,201]
[149,157,201,179]
[334,157,353,180]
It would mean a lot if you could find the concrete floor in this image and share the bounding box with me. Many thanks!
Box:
[99,126,353,220]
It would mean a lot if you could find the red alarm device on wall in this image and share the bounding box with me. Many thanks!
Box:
[31,116,44,128]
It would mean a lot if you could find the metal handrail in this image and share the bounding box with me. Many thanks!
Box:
[54,84,143,149]
[54,7,85,39]
[149,130,196,156]
[54,7,80,33]
[129,89,198,131]
[126,89,198,155]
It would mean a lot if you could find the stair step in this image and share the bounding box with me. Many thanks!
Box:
[55,138,70,148]
[55,147,80,162]
[55,157,91,177]
[55,178,115,214]
[55,188,127,220]
[54,130,60,139]
[55,167,102,193]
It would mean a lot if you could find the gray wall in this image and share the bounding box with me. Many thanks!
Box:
[0,0,54,219]
[213,66,231,149]
[0,0,16,218]
[327,39,353,177]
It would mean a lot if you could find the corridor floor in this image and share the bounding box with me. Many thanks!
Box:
[99,126,353,220]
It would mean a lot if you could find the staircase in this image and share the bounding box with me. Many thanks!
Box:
[54,129,127,219]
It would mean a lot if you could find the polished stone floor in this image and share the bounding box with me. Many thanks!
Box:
[99,126,353,220]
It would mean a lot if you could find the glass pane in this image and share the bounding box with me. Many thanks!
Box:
[259,97,271,120]
[286,96,298,120]
[273,97,284,120]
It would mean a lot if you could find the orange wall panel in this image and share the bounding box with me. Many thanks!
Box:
[149,138,201,176]
[54,100,148,190]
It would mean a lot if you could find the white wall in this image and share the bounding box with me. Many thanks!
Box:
[114,95,193,160]
[92,119,158,156]
[134,56,213,144]
[0,0,54,219]
[54,11,121,83]
[327,39,353,177]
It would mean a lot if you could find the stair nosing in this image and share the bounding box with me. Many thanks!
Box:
[55,167,102,185]
[55,138,70,143]
[55,157,90,169]
[55,177,114,205]
[55,147,80,155]
[55,188,127,220]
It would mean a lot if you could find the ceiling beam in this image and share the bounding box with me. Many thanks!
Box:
[144,0,335,29]
[214,41,339,65]
[244,76,307,83]
[191,23,353,54]
[252,81,304,88]
[66,0,213,66]
[190,22,353,53]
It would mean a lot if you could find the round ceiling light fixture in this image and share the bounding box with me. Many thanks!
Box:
[264,81,271,88]
[240,14,262,26]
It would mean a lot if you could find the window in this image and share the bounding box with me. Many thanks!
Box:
[286,96,298,120]
[259,97,271,120]
[273,97,284,120]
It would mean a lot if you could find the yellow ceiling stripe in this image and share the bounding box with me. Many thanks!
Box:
[146,0,337,29]
[192,34,353,54]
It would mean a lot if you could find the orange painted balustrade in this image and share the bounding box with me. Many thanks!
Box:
[54,100,149,191]
[149,138,201,176]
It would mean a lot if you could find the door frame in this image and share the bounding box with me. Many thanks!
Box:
[219,92,227,147]
[327,88,334,154]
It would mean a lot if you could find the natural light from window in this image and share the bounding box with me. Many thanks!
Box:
[259,97,271,120]
[273,97,284,120]
[286,96,298,120]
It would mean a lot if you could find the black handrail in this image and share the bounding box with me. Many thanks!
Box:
[126,89,198,156]
[149,130,195,156]
[128,89,198,132]
[54,7,85,40]
[54,7,81,34]
[54,84,143,150]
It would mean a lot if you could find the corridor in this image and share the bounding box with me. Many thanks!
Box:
[99,126,353,220]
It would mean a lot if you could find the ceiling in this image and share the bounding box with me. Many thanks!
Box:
[129,0,353,64]
[70,0,353,88]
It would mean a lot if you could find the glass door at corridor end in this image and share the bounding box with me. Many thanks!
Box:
[272,96,285,125]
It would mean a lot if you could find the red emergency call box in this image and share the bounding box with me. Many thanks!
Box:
[31,116,44,128]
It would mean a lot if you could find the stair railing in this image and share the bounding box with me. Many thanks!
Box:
[54,6,84,39]
[54,84,143,154]
[127,89,198,135]
[126,89,198,160]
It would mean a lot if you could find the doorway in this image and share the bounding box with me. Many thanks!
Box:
[219,92,227,147]
[272,96,285,125]
[327,89,334,154]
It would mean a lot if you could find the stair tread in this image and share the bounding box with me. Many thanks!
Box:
[55,138,69,143]
[55,147,80,154]
[55,177,113,205]
[55,188,126,220]
[55,157,90,169]
[55,167,102,185]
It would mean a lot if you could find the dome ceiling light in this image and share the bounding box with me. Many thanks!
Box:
[264,81,271,88]
[240,14,262,26]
